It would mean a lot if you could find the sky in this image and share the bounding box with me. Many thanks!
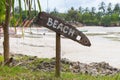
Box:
[17,0,120,13]
[39,0,120,12]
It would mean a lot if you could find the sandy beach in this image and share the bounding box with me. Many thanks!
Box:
[0,26,120,68]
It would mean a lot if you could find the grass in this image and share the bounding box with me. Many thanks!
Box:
[0,55,3,62]
[0,55,120,80]
[0,66,120,80]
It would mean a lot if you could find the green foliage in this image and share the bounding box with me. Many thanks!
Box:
[113,3,120,14]
[50,2,120,27]
[0,15,5,24]
[10,17,17,27]
[37,0,42,12]
[1,55,120,80]
[12,0,15,17]
[1,1,120,27]
[107,3,112,15]
[0,55,3,62]
[111,13,119,22]
[0,0,5,24]
[66,7,81,22]
[50,9,67,21]
[29,58,53,67]
[101,15,111,26]
[22,10,38,20]
[0,66,120,80]
[99,2,106,14]
[0,0,5,14]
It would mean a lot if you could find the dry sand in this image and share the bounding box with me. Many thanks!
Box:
[0,27,120,68]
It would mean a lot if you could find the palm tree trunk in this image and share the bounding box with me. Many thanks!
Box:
[3,0,12,64]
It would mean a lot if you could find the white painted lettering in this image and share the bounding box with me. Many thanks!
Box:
[68,28,75,36]
[47,18,75,37]
[57,23,63,31]
[63,26,69,33]
[53,20,58,28]
[47,18,53,26]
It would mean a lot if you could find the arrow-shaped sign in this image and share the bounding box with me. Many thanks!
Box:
[33,12,91,46]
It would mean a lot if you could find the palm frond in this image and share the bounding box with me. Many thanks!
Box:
[12,0,14,16]
[18,0,22,23]
[37,0,41,12]
[24,0,27,17]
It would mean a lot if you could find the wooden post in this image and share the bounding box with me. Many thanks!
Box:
[55,33,61,77]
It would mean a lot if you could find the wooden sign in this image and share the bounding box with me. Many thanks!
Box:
[33,12,91,46]
[33,12,91,77]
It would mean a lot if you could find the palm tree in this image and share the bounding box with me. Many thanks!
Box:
[78,6,83,13]
[99,2,106,15]
[0,0,5,24]
[3,0,12,65]
[113,3,120,14]
[3,0,41,65]
[107,3,112,15]
[84,7,89,13]
[91,7,96,14]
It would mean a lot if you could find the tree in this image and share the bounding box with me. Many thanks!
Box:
[113,3,120,14]
[82,7,96,25]
[107,3,112,15]
[2,0,41,65]
[0,0,5,24]
[78,6,83,13]
[3,0,12,65]
[14,6,21,14]
[49,2,120,26]
[84,7,89,13]
[101,15,111,26]
[50,8,59,17]
[66,7,80,22]
[50,8,67,21]
[95,12,103,25]
[99,2,106,15]
[111,13,119,23]
[91,7,96,14]
[90,7,96,20]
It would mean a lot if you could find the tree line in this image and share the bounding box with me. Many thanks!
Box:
[50,2,120,27]
[0,1,120,27]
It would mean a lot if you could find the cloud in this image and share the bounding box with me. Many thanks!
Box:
[40,0,120,12]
